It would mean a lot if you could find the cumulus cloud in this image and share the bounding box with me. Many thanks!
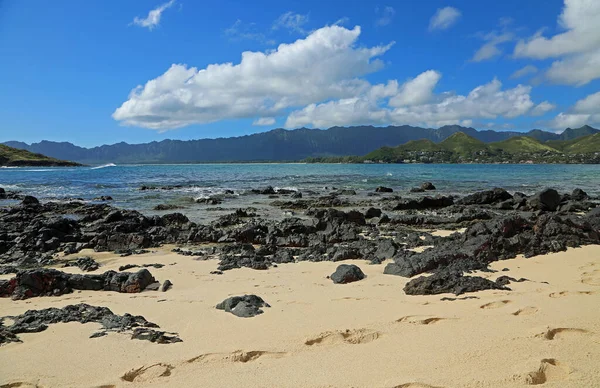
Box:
[113,25,393,130]
[285,77,538,129]
[548,91,600,129]
[375,6,396,27]
[114,24,548,132]
[513,0,600,85]
[389,70,441,107]
[253,117,276,126]
[429,7,461,31]
[530,101,556,116]
[272,12,309,34]
[131,0,175,30]
[510,65,538,79]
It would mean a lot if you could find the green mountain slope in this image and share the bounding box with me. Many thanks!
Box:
[489,136,559,153]
[563,133,600,153]
[0,144,80,167]
[439,132,488,154]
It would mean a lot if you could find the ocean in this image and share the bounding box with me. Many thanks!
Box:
[2,163,599,222]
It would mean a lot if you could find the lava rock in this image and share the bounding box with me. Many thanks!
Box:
[0,303,181,344]
[403,271,509,295]
[22,196,40,206]
[457,188,512,205]
[330,264,365,284]
[365,208,382,219]
[528,188,561,211]
[62,257,100,272]
[161,279,172,292]
[375,186,394,193]
[216,295,270,318]
[421,182,436,191]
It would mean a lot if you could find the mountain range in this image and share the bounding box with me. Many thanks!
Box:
[3,125,599,164]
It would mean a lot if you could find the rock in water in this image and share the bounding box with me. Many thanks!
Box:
[421,182,436,191]
[22,195,40,206]
[364,207,382,219]
[216,295,270,318]
[375,186,393,193]
[330,264,365,284]
[528,188,561,211]
[403,271,509,295]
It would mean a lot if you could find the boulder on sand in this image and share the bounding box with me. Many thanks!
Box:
[330,264,365,284]
[216,295,270,318]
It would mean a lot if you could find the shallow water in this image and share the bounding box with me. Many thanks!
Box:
[1,163,599,222]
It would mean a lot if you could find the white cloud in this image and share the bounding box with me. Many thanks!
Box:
[285,77,538,129]
[548,91,600,129]
[272,12,309,34]
[513,0,600,85]
[530,101,556,116]
[113,25,394,130]
[429,7,461,31]
[132,0,175,30]
[510,65,538,79]
[375,6,396,27]
[471,32,514,62]
[253,117,276,126]
[389,70,441,107]
[114,24,548,132]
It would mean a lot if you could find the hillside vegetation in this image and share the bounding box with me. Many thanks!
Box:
[308,131,600,164]
[0,144,81,167]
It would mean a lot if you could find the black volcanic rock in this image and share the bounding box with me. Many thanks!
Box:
[0,303,181,344]
[528,188,561,211]
[330,264,365,284]
[376,186,394,193]
[216,295,270,318]
[421,182,436,191]
[457,188,512,205]
[403,271,509,295]
[0,268,157,300]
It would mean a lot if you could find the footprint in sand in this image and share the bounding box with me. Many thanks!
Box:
[395,316,446,325]
[581,269,600,286]
[121,363,174,383]
[479,300,511,309]
[537,328,589,340]
[549,290,595,298]
[393,384,443,388]
[304,329,381,346]
[0,383,44,388]
[524,359,569,385]
[187,350,288,364]
[512,307,539,316]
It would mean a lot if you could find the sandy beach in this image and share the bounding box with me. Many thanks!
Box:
[1,242,599,388]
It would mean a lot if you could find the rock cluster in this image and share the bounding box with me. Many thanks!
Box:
[0,268,157,300]
[216,295,270,317]
[0,303,181,345]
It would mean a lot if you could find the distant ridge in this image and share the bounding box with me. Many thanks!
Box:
[358,131,600,164]
[3,125,598,164]
[0,144,80,167]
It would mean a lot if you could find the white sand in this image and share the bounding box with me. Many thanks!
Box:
[1,245,599,388]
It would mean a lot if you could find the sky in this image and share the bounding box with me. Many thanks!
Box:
[0,0,599,147]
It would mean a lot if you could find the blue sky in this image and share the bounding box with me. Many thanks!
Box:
[1,0,599,147]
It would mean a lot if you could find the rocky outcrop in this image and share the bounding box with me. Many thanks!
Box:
[0,303,181,345]
[403,271,509,295]
[0,268,157,300]
[216,295,270,317]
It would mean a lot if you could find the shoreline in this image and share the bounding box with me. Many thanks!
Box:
[0,184,599,387]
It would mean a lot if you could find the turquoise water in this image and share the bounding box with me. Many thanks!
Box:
[1,164,599,218]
